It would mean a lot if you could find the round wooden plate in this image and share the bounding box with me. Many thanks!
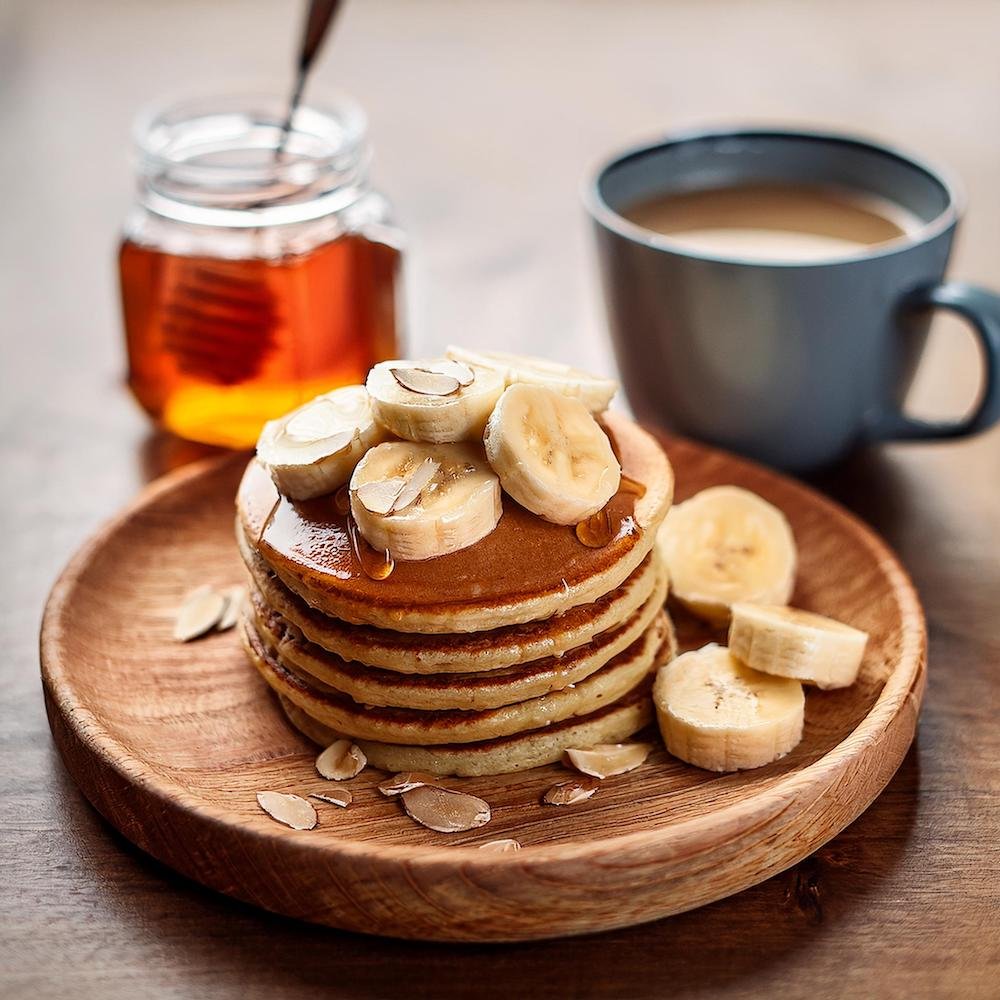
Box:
[40,435,925,942]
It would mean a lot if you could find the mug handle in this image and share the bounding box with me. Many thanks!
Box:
[868,282,1000,441]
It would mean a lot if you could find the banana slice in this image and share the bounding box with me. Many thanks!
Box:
[729,603,868,689]
[350,442,501,560]
[484,384,621,525]
[657,485,796,626]
[366,359,504,443]
[446,345,618,412]
[653,643,804,772]
[256,386,385,500]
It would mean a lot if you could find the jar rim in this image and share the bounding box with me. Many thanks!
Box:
[134,90,367,175]
[131,90,372,225]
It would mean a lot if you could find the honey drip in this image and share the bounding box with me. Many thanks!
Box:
[574,474,647,548]
[257,496,281,545]
[346,512,395,580]
[576,507,615,548]
[333,484,351,516]
[619,474,646,498]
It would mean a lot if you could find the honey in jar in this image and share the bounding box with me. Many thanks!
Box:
[119,93,403,448]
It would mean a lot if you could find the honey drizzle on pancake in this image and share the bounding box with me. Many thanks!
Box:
[246,415,648,603]
[333,485,351,516]
[263,482,395,581]
[338,483,394,580]
[346,508,395,580]
[257,496,281,545]
[576,474,647,548]
[270,461,647,576]
[620,473,647,499]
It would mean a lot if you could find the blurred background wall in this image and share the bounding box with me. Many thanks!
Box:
[3,0,998,375]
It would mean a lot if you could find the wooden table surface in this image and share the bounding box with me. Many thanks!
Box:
[2,1,998,997]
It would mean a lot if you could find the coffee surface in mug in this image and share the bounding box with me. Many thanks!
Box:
[623,183,921,262]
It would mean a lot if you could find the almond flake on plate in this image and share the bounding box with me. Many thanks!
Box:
[478,838,521,853]
[543,777,599,806]
[390,458,440,513]
[309,789,353,808]
[356,477,406,515]
[400,785,491,833]
[173,585,227,642]
[390,367,461,396]
[256,791,317,830]
[377,772,439,797]
[565,743,651,779]
[316,740,367,780]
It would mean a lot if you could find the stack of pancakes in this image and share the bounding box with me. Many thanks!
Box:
[237,412,676,776]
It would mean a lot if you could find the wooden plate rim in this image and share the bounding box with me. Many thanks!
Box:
[40,438,926,869]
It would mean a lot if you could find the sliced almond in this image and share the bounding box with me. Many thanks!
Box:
[356,477,406,515]
[391,367,461,396]
[377,771,439,797]
[316,740,367,780]
[173,585,227,642]
[478,838,521,853]
[543,777,599,806]
[256,791,317,830]
[309,789,353,808]
[427,359,475,386]
[216,585,247,632]
[400,785,491,833]
[565,742,651,779]
[390,458,440,513]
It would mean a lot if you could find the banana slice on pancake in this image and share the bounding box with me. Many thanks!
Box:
[653,643,805,772]
[657,485,796,625]
[484,384,621,525]
[366,358,504,443]
[256,385,385,500]
[350,441,501,560]
[446,345,618,413]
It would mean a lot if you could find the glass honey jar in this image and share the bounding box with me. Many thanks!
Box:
[119,93,404,448]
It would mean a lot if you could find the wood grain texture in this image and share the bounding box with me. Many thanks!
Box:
[4,0,1000,995]
[40,438,924,941]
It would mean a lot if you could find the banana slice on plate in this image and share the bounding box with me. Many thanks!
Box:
[256,386,385,500]
[445,345,618,413]
[653,643,805,772]
[350,441,502,560]
[366,359,504,443]
[484,384,621,525]
[729,603,868,689]
[657,485,796,626]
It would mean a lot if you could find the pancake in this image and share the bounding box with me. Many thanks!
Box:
[236,412,673,633]
[250,570,670,710]
[241,539,662,673]
[242,611,669,745]
[278,689,656,777]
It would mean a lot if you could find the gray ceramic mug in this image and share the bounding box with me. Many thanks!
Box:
[585,128,1000,471]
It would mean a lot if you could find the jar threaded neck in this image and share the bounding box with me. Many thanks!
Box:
[133,92,371,227]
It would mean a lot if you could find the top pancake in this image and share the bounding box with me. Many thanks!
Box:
[240,540,662,673]
[236,412,674,633]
